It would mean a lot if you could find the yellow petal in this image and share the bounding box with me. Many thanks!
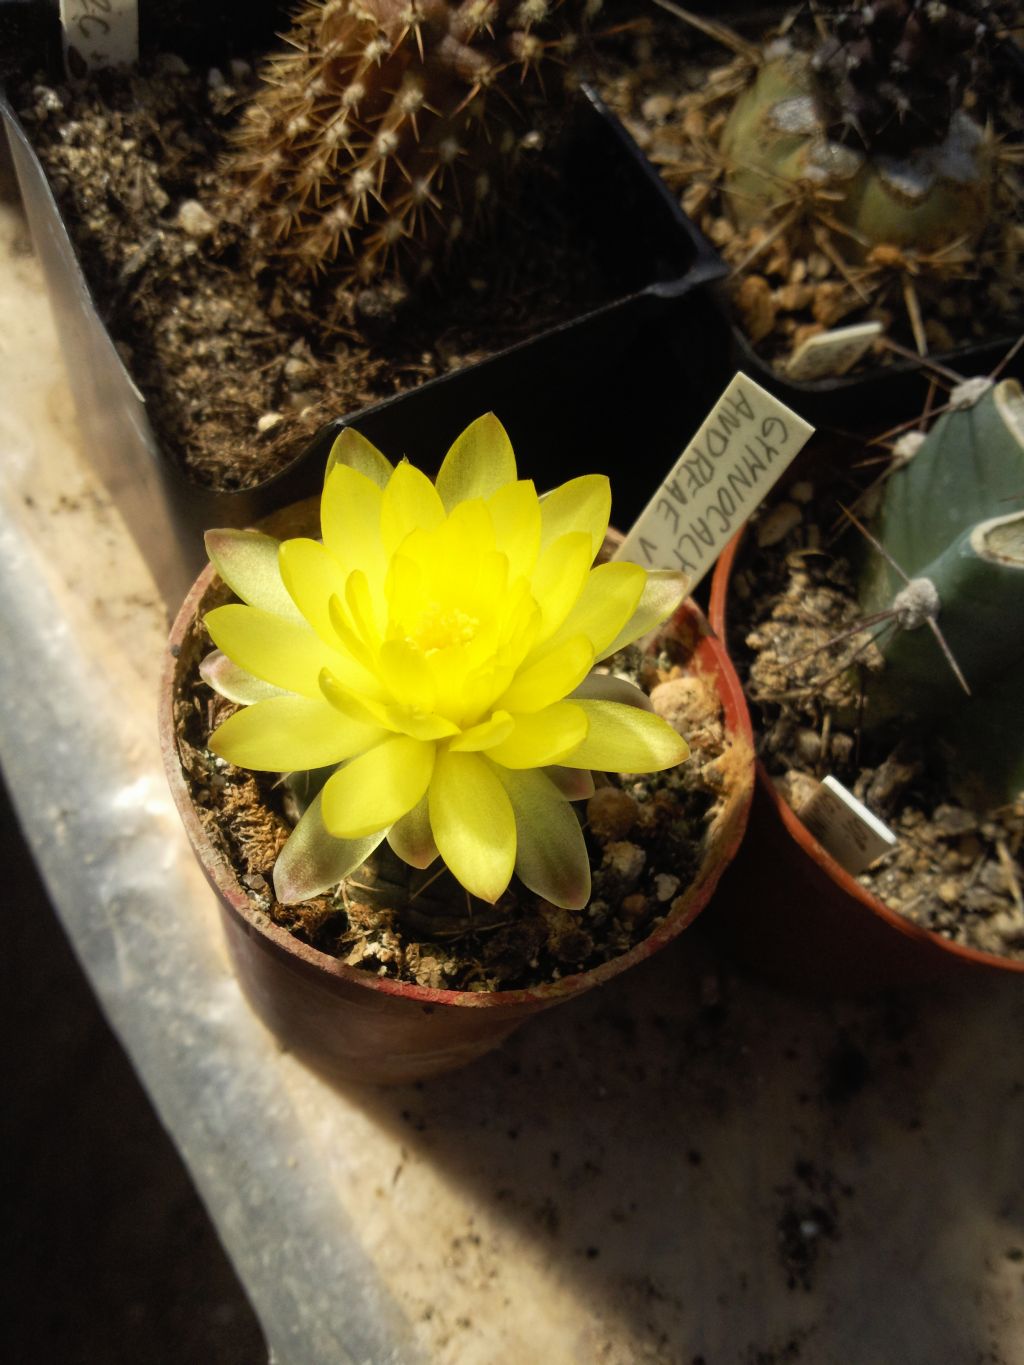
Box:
[487,480,541,581]
[384,550,423,626]
[530,531,594,639]
[435,412,517,511]
[571,673,653,710]
[598,570,690,661]
[487,701,588,769]
[380,705,459,741]
[387,794,438,869]
[199,650,285,705]
[420,500,498,607]
[322,735,435,839]
[455,662,517,729]
[495,767,591,910]
[448,710,515,752]
[429,750,516,903]
[500,588,541,665]
[274,790,386,903]
[210,696,383,771]
[320,669,454,742]
[560,701,690,773]
[345,569,383,652]
[441,495,495,559]
[464,548,509,622]
[278,537,349,648]
[320,462,386,583]
[543,561,646,658]
[381,460,445,555]
[539,474,611,560]
[205,604,335,699]
[325,426,393,489]
[545,765,597,801]
[205,529,303,621]
[319,668,392,729]
[328,593,376,675]
[496,636,594,713]
[378,638,436,713]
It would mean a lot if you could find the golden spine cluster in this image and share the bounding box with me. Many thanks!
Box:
[223,0,594,281]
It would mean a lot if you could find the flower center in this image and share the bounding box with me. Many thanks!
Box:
[407,602,479,656]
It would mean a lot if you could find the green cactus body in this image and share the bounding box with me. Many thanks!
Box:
[719,52,990,255]
[222,0,587,282]
[857,379,1024,804]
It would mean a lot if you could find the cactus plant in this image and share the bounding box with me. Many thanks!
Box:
[219,0,595,282]
[718,2,994,257]
[855,376,1024,806]
[634,1,1022,369]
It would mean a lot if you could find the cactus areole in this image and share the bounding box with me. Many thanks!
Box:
[222,0,596,281]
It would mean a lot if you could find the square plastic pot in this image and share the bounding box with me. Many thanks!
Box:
[2,80,727,605]
[656,38,1024,432]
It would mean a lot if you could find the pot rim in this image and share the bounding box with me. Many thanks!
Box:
[162,558,755,1011]
[710,527,1024,976]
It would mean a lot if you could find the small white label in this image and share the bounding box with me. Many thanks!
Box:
[800,775,898,875]
[614,372,814,590]
[60,1,139,73]
[785,322,883,381]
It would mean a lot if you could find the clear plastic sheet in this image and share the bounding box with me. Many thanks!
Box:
[2,180,1024,1365]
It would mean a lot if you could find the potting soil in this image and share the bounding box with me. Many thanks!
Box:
[725,483,1024,961]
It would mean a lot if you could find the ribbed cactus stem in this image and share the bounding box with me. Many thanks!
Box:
[220,0,591,282]
[864,512,1024,717]
[860,379,1024,605]
[857,379,1024,804]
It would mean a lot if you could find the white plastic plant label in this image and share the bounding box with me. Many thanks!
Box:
[614,371,814,590]
[60,1,139,73]
[785,321,883,381]
[800,775,898,875]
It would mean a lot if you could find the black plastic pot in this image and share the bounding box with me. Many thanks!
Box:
[668,38,1024,432]
[713,305,1024,433]
[2,80,727,605]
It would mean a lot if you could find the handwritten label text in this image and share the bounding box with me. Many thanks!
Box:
[61,0,139,72]
[614,372,814,589]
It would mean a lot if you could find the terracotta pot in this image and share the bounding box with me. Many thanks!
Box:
[161,560,755,1085]
[708,530,1024,993]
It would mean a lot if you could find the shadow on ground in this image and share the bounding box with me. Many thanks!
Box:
[338,905,1024,1364]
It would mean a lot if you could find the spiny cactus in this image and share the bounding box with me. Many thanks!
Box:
[718,0,1000,256]
[220,0,596,282]
[856,376,1024,806]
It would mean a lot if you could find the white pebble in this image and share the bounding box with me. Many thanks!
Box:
[756,501,802,547]
[655,874,680,903]
[176,199,216,238]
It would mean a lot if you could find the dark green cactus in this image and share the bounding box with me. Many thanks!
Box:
[857,377,1024,805]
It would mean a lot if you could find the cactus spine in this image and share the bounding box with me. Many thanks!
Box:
[221,0,592,282]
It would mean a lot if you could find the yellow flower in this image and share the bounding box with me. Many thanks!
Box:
[200,415,690,908]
